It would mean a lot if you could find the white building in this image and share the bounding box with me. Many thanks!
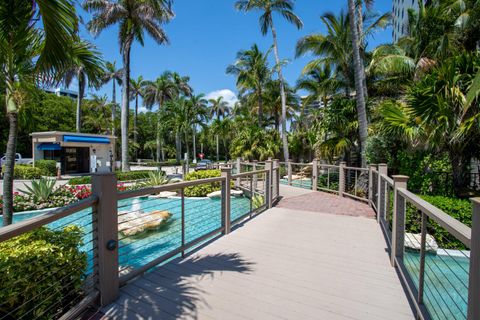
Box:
[31,131,116,174]
[392,0,429,43]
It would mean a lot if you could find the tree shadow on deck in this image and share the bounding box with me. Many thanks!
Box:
[104,253,255,320]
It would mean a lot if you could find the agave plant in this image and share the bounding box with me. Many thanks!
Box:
[19,178,57,202]
[139,171,180,187]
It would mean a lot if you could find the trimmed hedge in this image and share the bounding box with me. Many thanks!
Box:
[68,170,152,185]
[398,195,472,250]
[2,165,42,179]
[35,160,57,176]
[184,170,221,197]
[0,226,87,319]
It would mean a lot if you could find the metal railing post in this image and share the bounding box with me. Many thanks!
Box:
[221,167,232,234]
[468,198,480,320]
[235,157,241,188]
[368,164,375,205]
[253,160,258,191]
[287,159,293,185]
[378,164,388,223]
[391,175,408,267]
[273,159,280,200]
[265,160,273,208]
[312,159,318,191]
[339,161,346,197]
[91,172,119,306]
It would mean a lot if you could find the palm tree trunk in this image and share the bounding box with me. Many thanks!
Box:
[271,25,289,161]
[175,131,181,162]
[356,1,368,101]
[76,79,83,133]
[112,80,116,136]
[348,0,368,168]
[161,140,165,161]
[192,125,196,162]
[258,86,263,127]
[121,38,132,172]
[2,106,18,226]
[216,134,219,162]
[134,95,138,161]
[156,131,161,162]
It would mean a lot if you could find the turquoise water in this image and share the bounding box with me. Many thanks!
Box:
[280,178,312,189]
[12,196,252,273]
[404,251,469,320]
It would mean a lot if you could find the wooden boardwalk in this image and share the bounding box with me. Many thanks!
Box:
[100,186,414,320]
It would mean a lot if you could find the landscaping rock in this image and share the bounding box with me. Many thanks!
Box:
[207,190,243,198]
[149,191,177,199]
[405,233,438,252]
[118,210,172,237]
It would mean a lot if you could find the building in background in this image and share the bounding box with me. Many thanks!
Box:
[31,131,115,174]
[392,0,429,43]
[44,87,79,99]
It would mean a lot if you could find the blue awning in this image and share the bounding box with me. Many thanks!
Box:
[63,135,110,144]
[37,143,61,151]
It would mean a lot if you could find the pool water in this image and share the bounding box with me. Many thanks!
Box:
[280,178,312,189]
[404,251,469,320]
[12,196,252,273]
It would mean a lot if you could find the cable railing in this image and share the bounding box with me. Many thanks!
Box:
[0,160,279,319]
[370,164,480,320]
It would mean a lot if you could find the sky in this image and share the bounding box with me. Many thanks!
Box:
[77,1,393,111]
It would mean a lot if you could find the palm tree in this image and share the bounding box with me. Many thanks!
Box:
[226,44,272,126]
[130,76,145,160]
[296,64,338,109]
[63,39,104,133]
[1,0,77,226]
[102,61,123,135]
[209,97,230,161]
[171,72,192,161]
[84,94,112,133]
[189,94,208,162]
[143,71,177,161]
[83,0,174,172]
[348,0,368,167]
[235,0,303,161]
[263,79,299,131]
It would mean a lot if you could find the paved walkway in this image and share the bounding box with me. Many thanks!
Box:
[100,185,413,320]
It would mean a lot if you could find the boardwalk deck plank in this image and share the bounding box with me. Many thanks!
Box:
[102,186,414,320]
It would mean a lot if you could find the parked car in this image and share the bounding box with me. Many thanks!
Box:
[0,153,33,167]
[195,159,212,171]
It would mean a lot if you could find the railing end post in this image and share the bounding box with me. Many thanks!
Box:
[265,160,273,208]
[91,172,119,306]
[391,175,409,267]
[368,164,376,204]
[220,167,232,234]
[287,159,293,186]
[312,159,319,191]
[468,198,480,320]
[339,161,346,197]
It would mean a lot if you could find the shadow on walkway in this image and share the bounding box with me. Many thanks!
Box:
[102,253,255,319]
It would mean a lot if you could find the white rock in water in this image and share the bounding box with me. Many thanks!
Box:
[207,190,244,198]
[149,191,177,199]
[207,190,222,198]
[405,233,438,252]
[118,210,172,237]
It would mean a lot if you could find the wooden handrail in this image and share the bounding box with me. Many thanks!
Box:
[117,176,225,200]
[398,187,471,248]
[231,169,268,179]
[0,196,98,242]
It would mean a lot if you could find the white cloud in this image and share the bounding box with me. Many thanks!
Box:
[138,106,149,114]
[205,89,238,107]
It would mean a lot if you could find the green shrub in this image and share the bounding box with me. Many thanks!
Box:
[184,170,221,197]
[68,170,153,185]
[68,176,92,185]
[35,160,57,176]
[402,195,472,250]
[0,226,87,319]
[2,165,43,179]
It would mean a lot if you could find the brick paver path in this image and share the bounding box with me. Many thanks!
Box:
[277,188,375,218]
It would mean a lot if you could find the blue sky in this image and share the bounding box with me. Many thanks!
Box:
[77,1,393,110]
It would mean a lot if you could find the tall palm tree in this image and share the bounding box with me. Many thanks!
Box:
[235,0,303,161]
[189,94,208,162]
[83,0,174,172]
[171,72,192,161]
[0,0,77,226]
[227,44,272,126]
[102,61,123,135]
[84,94,112,133]
[143,71,177,161]
[130,75,145,160]
[348,0,368,167]
[63,39,104,133]
[209,97,230,161]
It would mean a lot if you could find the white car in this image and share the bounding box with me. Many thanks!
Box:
[0,153,33,167]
